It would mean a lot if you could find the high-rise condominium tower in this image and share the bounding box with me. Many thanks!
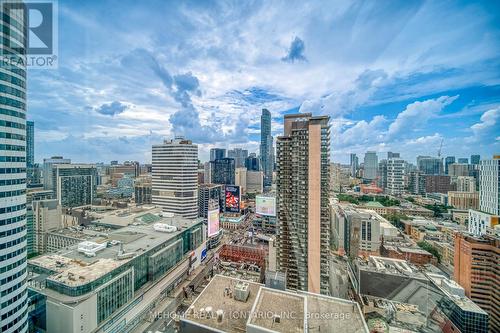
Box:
[0,9,28,333]
[350,153,358,177]
[260,109,273,186]
[417,156,443,175]
[227,148,248,168]
[479,156,500,215]
[209,148,226,161]
[152,137,198,219]
[444,156,456,174]
[386,157,405,196]
[276,113,330,295]
[363,151,378,180]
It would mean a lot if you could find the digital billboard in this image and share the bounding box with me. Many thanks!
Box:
[225,185,241,213]
[208,209,220,237]
[255,195,276,217]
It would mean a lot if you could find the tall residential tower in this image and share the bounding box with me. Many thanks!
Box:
[152,137,198,219]
[276,113,330,295]
[363,151,378,180]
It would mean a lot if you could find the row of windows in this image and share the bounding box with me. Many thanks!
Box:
[0,234,25,249]
[1,285,25,308]
[0,82,25,99]
[2,310,27,333]
[1,21,27,49]
[0,156,25,162]
[1,35,25,56]
[0,95,25,110]
[0,224,25,238]
[0,254,25,274]
[1,296,26,321]
[0,132,25,141]
[0,119,25,129]
[0,143,25,152]
[0,189,25,198]
[0,167,25,174]
[0,47,26,76]
[0,245,24,262]
[0,67,26,88]
[1,280,23,297]
[0,203,25,215]
[0,214,25,226]
[0,178,25,186]
[2,12,25,36]
[0,107,26,119]
[0,266,26,286]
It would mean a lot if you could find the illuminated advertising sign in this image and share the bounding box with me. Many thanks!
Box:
[225,185,240,213]
[256,195,276,217]
[208,209,220,237]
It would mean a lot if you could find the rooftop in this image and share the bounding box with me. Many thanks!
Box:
[363,201,384,208]
[183,275,262,333]
[249,287,304,333]
[30,216,203,288]
[427,273,488,314]
[357,256,427,280]
[87,205,164,227]
[183,275,369,333]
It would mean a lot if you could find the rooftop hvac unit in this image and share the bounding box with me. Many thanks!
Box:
[153,223,177,233]
[234,281,250,302]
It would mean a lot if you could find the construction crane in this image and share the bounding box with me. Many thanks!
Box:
[437,138,444,158]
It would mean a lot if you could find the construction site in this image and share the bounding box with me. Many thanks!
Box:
[212,244,267,283]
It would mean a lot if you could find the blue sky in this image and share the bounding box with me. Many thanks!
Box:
[29,0,500,164]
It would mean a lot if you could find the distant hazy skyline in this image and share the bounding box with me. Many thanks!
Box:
[29,0,500,164]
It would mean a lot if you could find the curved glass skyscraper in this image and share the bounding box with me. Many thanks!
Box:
[0,5,28,333]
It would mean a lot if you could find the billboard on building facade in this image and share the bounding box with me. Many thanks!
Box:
[225,185,241,213]
[208,209,220,237]
[256,195,276,217]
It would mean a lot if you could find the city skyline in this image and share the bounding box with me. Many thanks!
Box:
[27,1,499,164]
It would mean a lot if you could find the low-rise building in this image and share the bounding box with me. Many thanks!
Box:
[331,202,398,257]
[380,245,435,265]
[448,191,479,210]
[28,215,206,333]
[353,256,488,333]
[180,274,369,333]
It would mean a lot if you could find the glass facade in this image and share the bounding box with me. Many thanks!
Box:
[44,221,204,301]
[0,7,28,333]
[260,109,273,186]
[97,269,134,324]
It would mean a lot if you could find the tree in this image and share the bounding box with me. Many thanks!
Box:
[417,241,442,263]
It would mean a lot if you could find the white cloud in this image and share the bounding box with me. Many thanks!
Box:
[387,95,459,138]
[468,107,500,142]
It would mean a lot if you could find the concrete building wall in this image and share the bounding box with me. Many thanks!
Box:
[235,167,247,194]
[46,294,98,333]
[246,171,263,194]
